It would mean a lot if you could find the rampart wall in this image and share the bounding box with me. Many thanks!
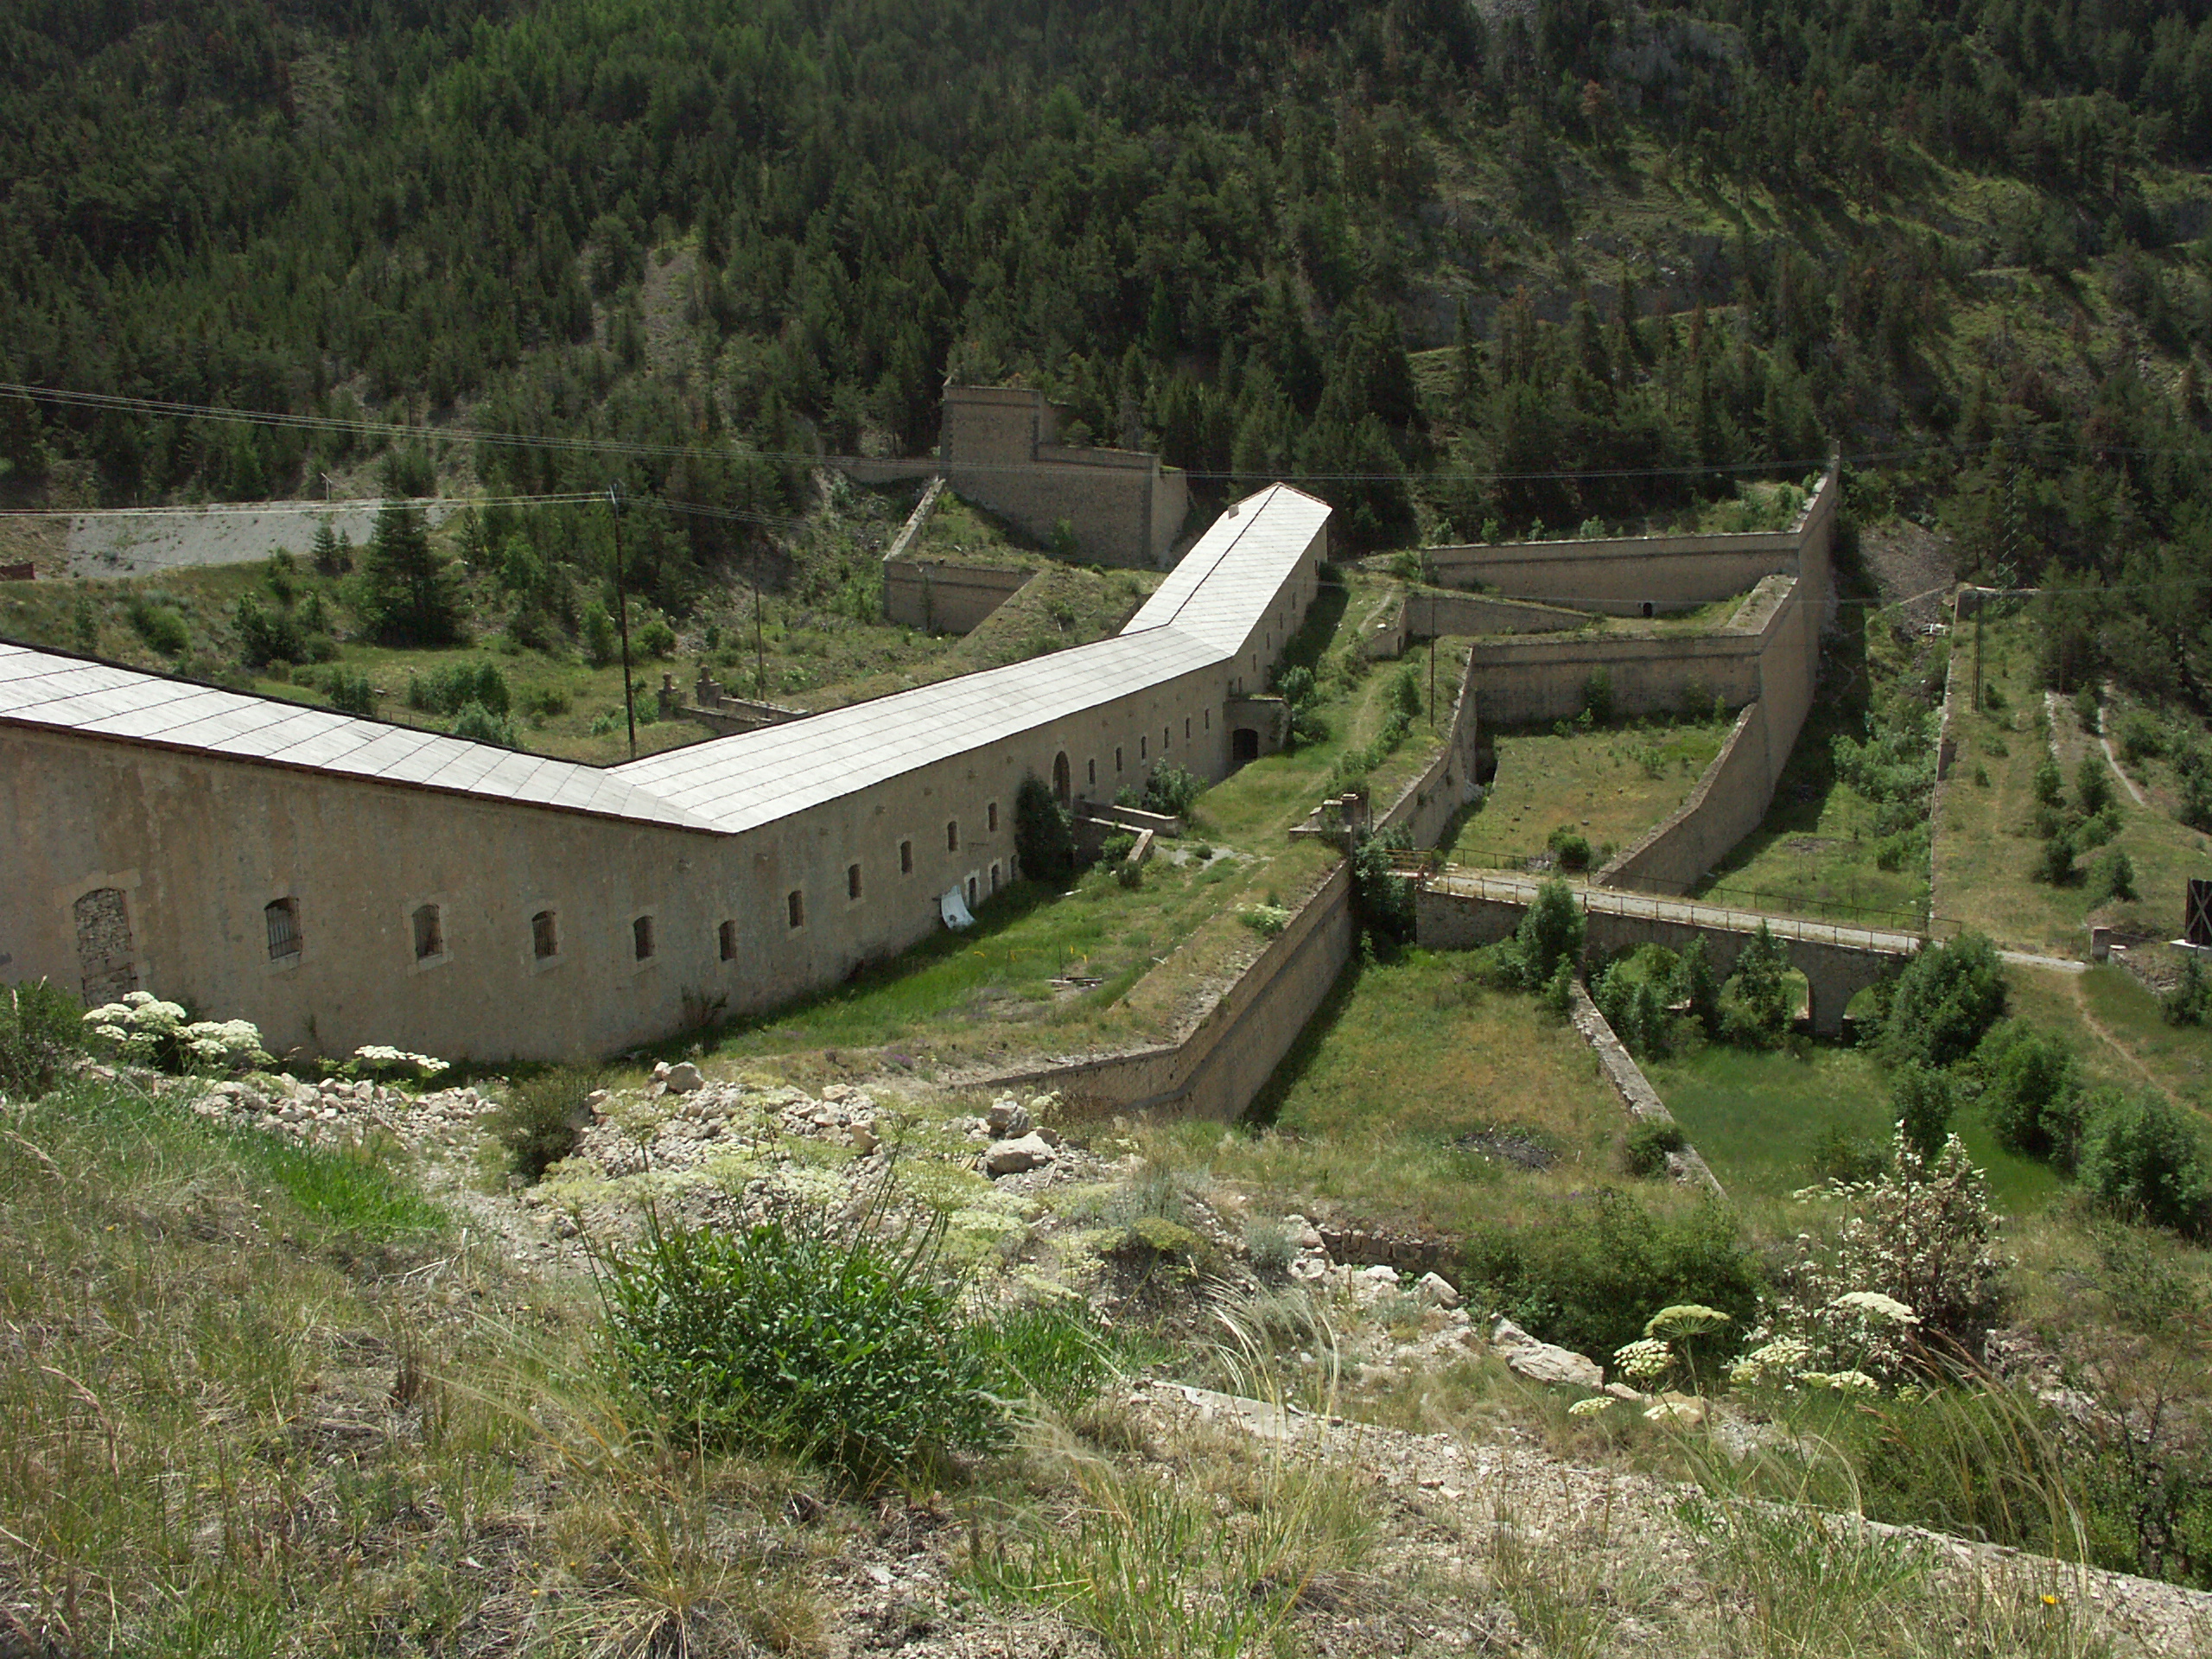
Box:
[1420,465,1838,615]
[881,560,1033,632]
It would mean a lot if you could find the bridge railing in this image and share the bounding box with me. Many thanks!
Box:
[1424,865,1945,954]
[1430,850,1947,938]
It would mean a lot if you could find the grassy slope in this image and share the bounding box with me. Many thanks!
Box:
[1937,611,2212,956]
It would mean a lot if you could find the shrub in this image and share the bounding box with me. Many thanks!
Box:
[1624,1118,1687,1178]
[449,701,518,747]
[967,1301,1115,1411]
[2035,827,2077,885]
[1770,1127,2007,1376]
[1138,762,1203,818]
[488,1065,602,1179]
[327,668,378,716]
[636,618,677,658]
[1459,1190,1763,1371]
[2090,846,2138,904]
[1878,931,2006,1071]
[233,591,305,669]
[1351,828,1415,944]
[2031,755,2063,807]
[1891,1065,1955,1162]
[408,661,511,717]
[1807,1128,1890,1185]
[126,595,191,656]
[2118,710,2163,764]
[1581,667,1614,723]
[1547,825,1592,870]
[2163,953,2211,1027]
[1675,938,1720,1034]
[582,601,620,667]
[1392,662,1422,721]
[0,979,82,1098]
[599,1202,1005,1480]
[2076,1091,2212,1235]
[1099,831,1135,865]
[1978,1022,2082,1165]
[2075,753,2113,816]
[1719,922,1793,1047]
[1510,878,1585,988]
[1014,774,1075,884]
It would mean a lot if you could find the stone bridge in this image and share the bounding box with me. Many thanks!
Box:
[1414,868,1922,1036]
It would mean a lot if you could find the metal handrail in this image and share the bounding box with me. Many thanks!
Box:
[1435,848,1941,934]
[1424,865,1935,954]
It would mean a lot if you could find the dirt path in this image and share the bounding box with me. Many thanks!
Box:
[2063,969,2175,1102]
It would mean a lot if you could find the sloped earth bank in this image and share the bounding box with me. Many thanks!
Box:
[168,1065,2212,1656]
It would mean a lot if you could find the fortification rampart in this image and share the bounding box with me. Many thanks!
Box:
[1421,465,1838,615]
[881,560,1033,632]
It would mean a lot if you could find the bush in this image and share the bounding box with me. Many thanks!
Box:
[1978,1022,2083,1166]
[2031,755,2063,807]
[2076,1091,2212,1235]
[1547,824,1592,871]
[1351,828,1415,944]
[1878,931,2006,1071]
[2118,710,2163,764]
[408,661,511,717]
[601,1203,1006,1480]
[1014,774,1075,884]
[1510,878,1585,988]
[0,979,82,1098]
[1138,762,1203,818]
[582,601,620,667]
[966,1301,1115,1411]
[636,618,677,658]
[1459,1190,1762,1372]
[1719,922,1794,1048]
[1675,937,1720,1034]
[1807,1127,1890,1185]
[2090,846,2138,904]
[2075,753,2113,816]
[2163,953,2211,1027]
[1581,667,1614,724]
[1099,831,1135,865]
[488,1066,602,1179]
[2035,827,2077,885]
[326,668,378,716]
[1891,1065,1955,1162]
[1624,1118,1687,1178]
[126,595,191,656]
[449,701,518,747]
[1771,1127,2007,1376]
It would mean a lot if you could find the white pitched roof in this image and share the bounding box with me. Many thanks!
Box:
[0,644,715,830]
[1,483,1331,837]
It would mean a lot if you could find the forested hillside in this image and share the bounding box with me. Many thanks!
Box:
[10,0,2212,696]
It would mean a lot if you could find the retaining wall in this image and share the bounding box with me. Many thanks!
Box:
[1421,464,1839,615]
[882,560,1033,632]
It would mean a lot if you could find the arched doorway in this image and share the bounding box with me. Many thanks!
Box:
[1053,751,1071,804]
[1231,728,1261,765]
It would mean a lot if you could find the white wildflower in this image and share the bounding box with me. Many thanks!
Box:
[1643,1304,1732,1340]
[1612,1338,1673,1386]
[1827,1291,1919,1325]
[1567,1396,1614,1418]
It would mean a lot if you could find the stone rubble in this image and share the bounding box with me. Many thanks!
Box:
[1491,1315,1606,1389]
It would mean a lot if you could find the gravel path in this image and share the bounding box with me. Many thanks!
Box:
[66,497,452,576]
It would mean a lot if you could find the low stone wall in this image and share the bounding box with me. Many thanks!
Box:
[1594,701,1772,893]
[1566,980,1723,1196]
[882,559,1033,632]
[987,860,1356,1120]
[1379,649,1483,849]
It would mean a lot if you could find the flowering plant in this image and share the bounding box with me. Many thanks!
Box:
[348,1044,450,1082]
[82,992,271,1073]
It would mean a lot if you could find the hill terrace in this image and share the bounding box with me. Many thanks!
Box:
[0,486,1331,1063]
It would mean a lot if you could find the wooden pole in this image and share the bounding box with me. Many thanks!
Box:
[609,484,636,761]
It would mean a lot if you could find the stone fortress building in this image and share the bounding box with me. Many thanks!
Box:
[0,486,1330,1063]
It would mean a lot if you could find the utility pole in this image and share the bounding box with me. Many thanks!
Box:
[753,545,767,699]
[608,483,637,761]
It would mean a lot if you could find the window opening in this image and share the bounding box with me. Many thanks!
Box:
[531,909,558,961]
[848,862,863,900]
[719,920,739,960]
[412,904,444,961]
[788,890,805,929]
[264,898,302,961]
[987,800,999,834]
[946,819,960,853]
[899,839,914,874]
[632,915,655,961]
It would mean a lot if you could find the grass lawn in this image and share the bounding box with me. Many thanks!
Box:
[1441,713,1732,867]
[2006,961,2212,1122]
[1935,609,2212,957]
[1648,1040,2063,1213]
[1141,947,1631,1237]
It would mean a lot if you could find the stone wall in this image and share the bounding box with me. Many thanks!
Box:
[1421,464,1839,616]
[881,560,1033,632]
[1378,649,1484,849]
[939,386,1188,569]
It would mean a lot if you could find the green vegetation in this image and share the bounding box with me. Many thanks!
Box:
[1446,713,1729,867]
[486,1065,604,1180]
[0,976,80,1098]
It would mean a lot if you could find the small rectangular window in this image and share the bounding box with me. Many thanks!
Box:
[848,862,863,899]
[1184,717,1191,741]
[1140,735,1147,760]
[947,819,960,853]
[987,801,998,834]
[1163,726,1170,749]
[531,909,558,960]
[411,904,442,961]
[719,919,739,961]
[1205,709,1211,729]
[1116,747,1123,773]
[990,861,1001,893]
[1088,758,1096,787]
[899,839,914,874]
[264,897,301,961]
[788,890,805,930]
[632,915,655,961]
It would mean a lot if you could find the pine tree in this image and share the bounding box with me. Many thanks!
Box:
[360,505,463,646]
